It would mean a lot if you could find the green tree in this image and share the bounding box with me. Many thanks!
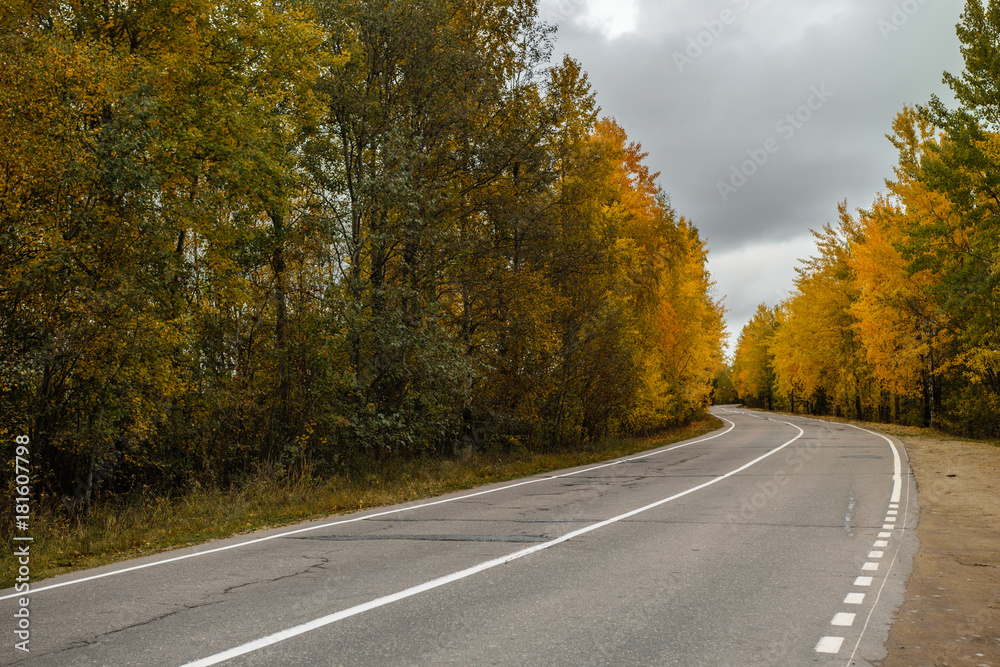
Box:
[921,0,1000,431]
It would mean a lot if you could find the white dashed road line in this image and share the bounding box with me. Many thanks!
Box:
[816,636,845,653]
[813,422,907,660]
[832,613,856,626]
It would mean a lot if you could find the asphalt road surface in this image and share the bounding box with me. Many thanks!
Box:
[2,407,916,666]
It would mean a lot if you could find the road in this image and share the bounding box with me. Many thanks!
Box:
[2,407,916,666]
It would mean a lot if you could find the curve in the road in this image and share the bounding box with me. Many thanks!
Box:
[182,417,805,667]
[0,420,736,604]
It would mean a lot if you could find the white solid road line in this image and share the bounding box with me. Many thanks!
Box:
[847,430,913,667]
[804,420,907,659]
[848,423,902,503]
[0,419,739,603]
[719,411,911,663]
[182,420,805,667]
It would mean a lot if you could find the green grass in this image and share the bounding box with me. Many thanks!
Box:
[1,416,722,589]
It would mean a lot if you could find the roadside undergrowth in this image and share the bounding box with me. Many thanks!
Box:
[738,407,999,447]
[1,416,721,588]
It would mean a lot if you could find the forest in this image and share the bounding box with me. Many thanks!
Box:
[728,0,1000,438]
[0,0,725,511]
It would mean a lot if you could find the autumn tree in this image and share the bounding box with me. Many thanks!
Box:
[711,364,738,405]
[0,0,729,509]
[732,0,1000,435]
[850,109,959,426]
[917,0,1000,431]
[732,304,778,409]
[770,203,872,417]
[0,0,329,497]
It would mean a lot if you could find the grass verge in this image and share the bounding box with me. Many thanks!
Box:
[2,415,722,589]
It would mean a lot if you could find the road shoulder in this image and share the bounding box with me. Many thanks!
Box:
[878,427,1000,666]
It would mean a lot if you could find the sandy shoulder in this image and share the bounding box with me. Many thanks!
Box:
[880,428,1000,666]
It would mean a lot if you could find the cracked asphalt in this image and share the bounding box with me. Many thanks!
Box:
[1,408,917,666]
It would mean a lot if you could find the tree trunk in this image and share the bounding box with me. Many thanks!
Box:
[269,209,290,460]
[921,361,932,428]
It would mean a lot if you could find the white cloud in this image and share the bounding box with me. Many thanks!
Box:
[575,0,640,39]
[706,233,817,357]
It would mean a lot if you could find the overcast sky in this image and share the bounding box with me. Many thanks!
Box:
[536,0,966,357]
